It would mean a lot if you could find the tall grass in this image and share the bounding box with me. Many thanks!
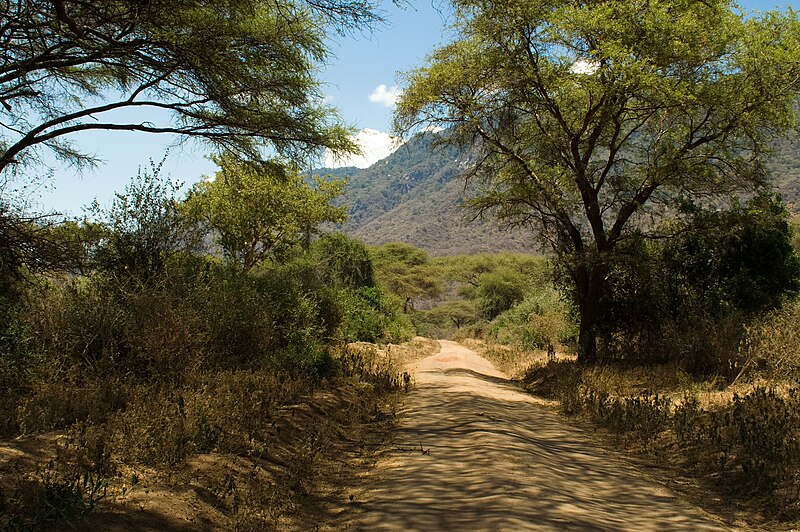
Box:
[0,233,413,529]
[522,357,800,520]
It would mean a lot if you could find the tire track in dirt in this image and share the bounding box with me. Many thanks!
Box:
[338,340,732,531]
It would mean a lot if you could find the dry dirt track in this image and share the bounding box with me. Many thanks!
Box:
[338,340,731,531]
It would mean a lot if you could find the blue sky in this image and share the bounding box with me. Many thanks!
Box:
[27,0,800,216]
[32,0,453,216]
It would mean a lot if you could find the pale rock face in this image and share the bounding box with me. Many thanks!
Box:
[323,128,403,169]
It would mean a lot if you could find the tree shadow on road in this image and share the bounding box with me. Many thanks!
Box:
[324,343,732,531]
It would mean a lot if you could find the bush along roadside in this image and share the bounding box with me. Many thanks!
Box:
[522,359,800,524]
[0,343,413,531]
[0,229,415,529]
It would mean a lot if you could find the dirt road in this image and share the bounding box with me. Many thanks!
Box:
[338,340,731,531]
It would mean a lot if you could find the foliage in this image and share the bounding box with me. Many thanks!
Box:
[473,268,525,319]
[312,232,375,289]
[0,208,67,288]
[728,388,800,489]
[184,155,346,272]
[0,464,107,531]
[396,0,800,363]
[369,242,443,307]
[0,224,410,528]
[417,300,481,331]
[594,194,799,371]
[334,286,414,344]
[88,158,188,283]
[585,391,673,446]
[442,253,550,296]
[404,251,558,340]
[43,219,106,276]
[0,0,379,175]
[661,194,800,316]
[370,241,430,268]
[489,287,575,351]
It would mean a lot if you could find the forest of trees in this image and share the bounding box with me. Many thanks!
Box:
[3,0,800,528]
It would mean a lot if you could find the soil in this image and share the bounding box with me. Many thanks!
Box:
[2,339,743,530]
[328,340,736,531]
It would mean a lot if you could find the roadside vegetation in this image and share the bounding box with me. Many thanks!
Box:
[5,0,800,529]
[372,191,800,528]
[390,0,800,526]
[0,163,414,530]
[0,0,416,527]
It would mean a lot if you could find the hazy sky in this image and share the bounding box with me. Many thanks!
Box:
[26,0,800,216]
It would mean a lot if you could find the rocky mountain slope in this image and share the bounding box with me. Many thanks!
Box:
[319,132,537,256]
[317,130,800,256]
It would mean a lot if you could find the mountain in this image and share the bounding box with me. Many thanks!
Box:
[768,134,800,212]
[317,133,538,256]
[317,129,800,256]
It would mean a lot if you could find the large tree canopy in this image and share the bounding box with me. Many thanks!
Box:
[0,0,379,175]
[396,0,800,363]
[183,154,345,272]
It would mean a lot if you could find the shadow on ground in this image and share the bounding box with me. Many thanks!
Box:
[330,340,731,531]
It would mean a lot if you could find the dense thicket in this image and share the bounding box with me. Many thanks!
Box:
[594,194,800,371]
[396,0,800,363]
[0,168,411,438]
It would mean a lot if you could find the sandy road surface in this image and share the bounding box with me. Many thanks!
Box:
[339,340,731,531]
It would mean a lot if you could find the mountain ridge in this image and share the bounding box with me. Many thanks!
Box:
[317,131,800,256]
[317,133,538,256]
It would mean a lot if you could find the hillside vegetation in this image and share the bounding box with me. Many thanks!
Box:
[368,235,800,528]
[318,133,537,255]
[320,128,800,258]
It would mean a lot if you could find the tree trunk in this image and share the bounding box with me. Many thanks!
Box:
[575,261,607,365]
[578,309,599,365]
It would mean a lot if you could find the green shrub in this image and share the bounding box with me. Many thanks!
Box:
[489,287,573,351]
[312,233,375,289]
[594,194,800,370]
[89,159,188,284]
[336,286,413,344]
[728,387,800,489]
[475,268,525,320]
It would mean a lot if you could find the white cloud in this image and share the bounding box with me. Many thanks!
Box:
[368,84,403,108]
[421,125,445,134]
[570,59,600,75]
[323,128,403,169]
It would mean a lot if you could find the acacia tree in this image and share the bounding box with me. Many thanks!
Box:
[395,0,800,363]
[183,154,345,272]
[0,0,378,175]
[89,157,187,282]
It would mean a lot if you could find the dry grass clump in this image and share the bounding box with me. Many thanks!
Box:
[519,356,800,527]
[0,342,417,530]
[739,298,800,382]
[346,336,440,371]
[466,338,569,379]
